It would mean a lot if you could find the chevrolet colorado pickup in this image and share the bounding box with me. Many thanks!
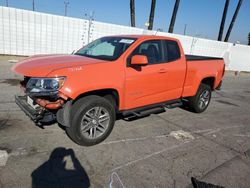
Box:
[12,35,225,146]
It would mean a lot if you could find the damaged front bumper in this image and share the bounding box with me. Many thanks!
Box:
[15,95,56,125]
[15,76,70,126]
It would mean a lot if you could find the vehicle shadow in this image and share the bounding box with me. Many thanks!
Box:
[179,105,195,113]
[31,147,90,188]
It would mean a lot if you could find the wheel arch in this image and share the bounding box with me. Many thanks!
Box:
[201,77,215,90]
[73,88,120,110]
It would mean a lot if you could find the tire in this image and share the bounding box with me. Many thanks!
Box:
[188,83,212,113]
[66,95,116,146]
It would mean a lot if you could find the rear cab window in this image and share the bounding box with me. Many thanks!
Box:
[127,39,181,65]
[163,40,181,62]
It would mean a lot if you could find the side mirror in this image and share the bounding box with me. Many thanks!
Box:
[131,55,148,65]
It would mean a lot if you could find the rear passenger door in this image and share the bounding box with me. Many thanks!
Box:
[161,40,186,100]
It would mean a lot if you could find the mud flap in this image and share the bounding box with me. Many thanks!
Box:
[56,100,72,127]
[215,81,222,90]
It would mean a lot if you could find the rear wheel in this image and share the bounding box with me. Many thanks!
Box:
[66,95,115,146]
[187,84,211,113]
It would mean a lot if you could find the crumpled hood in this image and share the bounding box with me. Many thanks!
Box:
[12,54,106,77]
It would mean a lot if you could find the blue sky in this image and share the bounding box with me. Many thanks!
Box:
[1,0,249,44]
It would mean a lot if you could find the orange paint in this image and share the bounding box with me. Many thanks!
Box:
[12,35,224,111]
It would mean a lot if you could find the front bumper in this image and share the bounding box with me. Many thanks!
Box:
[15,95,56,124]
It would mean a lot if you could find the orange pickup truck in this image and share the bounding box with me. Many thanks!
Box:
[12,35,225,146]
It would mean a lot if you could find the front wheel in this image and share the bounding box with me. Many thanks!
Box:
[187,84,212,113]
[66,95,116,146]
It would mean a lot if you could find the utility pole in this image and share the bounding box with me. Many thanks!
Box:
[218,0,230,41]
[130,0,135,27]
[32,0,35,11]
[168,0,180,33]
[64,1,69,16]
[148,0,156,30]
[224,0,243,42]
[6,0,8,7]
[183,24,187,35]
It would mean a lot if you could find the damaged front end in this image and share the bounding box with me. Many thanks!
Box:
[15,76,68,126]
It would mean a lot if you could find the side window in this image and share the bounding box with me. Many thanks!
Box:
[164,40,181,62]
[129,40,164,65]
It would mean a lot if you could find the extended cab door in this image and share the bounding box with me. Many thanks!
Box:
[124,39,186,110]
[160,40,186,100]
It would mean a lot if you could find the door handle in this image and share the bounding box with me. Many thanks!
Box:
[158,68,167,73]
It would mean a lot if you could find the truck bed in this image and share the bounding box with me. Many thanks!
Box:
[182,55,225,98]
[185,55,223,61]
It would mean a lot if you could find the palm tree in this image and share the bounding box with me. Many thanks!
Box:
[130,0,135,27]
[218,0,230,41]
[168,0,180,33]
[248,33,250,45]
[224,0,243,42]
[148,0,156,30]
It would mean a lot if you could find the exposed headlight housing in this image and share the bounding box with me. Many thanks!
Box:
[26,77,66,96]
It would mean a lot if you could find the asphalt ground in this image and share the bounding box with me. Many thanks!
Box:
[0,58,250,188]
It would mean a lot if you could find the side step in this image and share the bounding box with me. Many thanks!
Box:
[121,99,183,118]
[132,107,165,117]
[165,101,183,109]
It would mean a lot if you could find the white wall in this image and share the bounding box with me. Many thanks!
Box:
[0,7,85,55]
[228,44,250,71]
[0,6,249,71]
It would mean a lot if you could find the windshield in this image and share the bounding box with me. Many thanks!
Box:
[75,37,136,61]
